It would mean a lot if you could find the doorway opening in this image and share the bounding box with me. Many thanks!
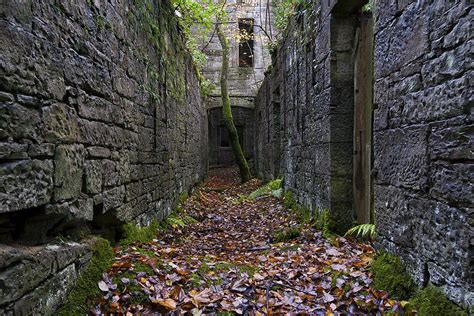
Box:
[329,3,374,230]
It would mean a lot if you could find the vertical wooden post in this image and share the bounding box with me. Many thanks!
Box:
[353,14,374,224]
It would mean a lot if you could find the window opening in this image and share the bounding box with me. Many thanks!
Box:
[238,18,254,67]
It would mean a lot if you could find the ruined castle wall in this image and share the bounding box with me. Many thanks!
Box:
[0,0,208,312]
[202,0,274,110]
[373,0,473,306]
[254,0,358,232]
[255,0,472,306]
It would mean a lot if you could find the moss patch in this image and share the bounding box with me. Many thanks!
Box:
[57,238,114,315]
[283,192,333,237]
[370,251,415,300]
[120,220,161,246]
[408,285,467,316]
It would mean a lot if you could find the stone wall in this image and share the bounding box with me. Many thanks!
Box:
[0,0,207,312]
[255,0,472,307]
[373,0,473,307]
[201,0,274,110]
[203,0,273,167]
[254,0,367,233]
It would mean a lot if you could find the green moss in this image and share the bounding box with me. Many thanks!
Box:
[283,192,312,224]
[120,220,161,246]
[133,247,156,257]
[133,262,154,274]
[370,251,415,300]
[273,227,301,242]
[409,285,467,316]
[283,192,333,237]
[57,238,114,315]
[190,273,204,288]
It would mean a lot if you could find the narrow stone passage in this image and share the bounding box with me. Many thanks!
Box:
[94,167,404,314]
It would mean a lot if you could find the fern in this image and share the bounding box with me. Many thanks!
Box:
[345,223,376,240]
[248,179,282,200]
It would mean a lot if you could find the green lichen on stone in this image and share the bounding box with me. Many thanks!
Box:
[57,238,114,315]
[370,251,415,300]
[408,285,467,316]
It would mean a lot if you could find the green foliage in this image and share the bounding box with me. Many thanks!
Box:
[312,209,332,238]
[171,0,216,66]
[345,223,376,240]
[282,192,332,237]
[408,285,467,316]
[199,76,216,100]
[248,179,282,200]
[370,251,415,300]
[273,227,301,242]
[283,191,311,223]
[58,238,114,315]
[121,220,161,246]
[171,0,223,99]
[166,212,198,229]
[273,0,311,35]
[130,0,187,103]
[362,0,374,12]
[273,0,298,34]
[177,191,190,206]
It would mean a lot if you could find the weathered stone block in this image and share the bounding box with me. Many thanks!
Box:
[0,103,42,141]
[84,159,102,194]
[421,44,471,87]
[53,144,84,201]
[429,162,474,207]
[28,143,55,157]
[42,103,79,143]
[86,146,111,158]
[374,126,429,190]
[374,5,429,78]
[429,124,474,161]
[0,142,28,160]
[0,160,53,212]
[103,185,125,212]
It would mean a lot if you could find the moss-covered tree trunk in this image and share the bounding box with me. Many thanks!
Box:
[216,23,251,183]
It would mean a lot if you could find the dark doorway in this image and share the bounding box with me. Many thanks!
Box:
[329,2,374,231]
[218,125,244,165]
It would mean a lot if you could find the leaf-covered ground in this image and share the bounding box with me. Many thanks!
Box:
[93,167,405,315]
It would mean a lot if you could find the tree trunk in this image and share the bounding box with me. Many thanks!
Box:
[216,23,251,183]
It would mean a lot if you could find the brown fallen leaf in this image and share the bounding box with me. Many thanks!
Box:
[151,298,177,311]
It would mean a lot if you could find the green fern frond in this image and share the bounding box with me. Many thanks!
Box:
[345,223,376,240]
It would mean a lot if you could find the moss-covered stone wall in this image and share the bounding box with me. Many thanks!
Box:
[0,0,208,312]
